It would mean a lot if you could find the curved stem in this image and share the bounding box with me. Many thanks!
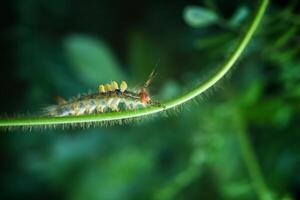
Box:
[234,113,274,200]
[0,0,269,128]
[237,127,273,200]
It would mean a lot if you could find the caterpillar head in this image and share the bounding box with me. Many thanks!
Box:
[139,88,151,104]
[139,69,156,104]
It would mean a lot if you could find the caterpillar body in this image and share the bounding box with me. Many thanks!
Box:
[45,71,158,117]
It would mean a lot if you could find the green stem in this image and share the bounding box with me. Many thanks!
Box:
[0,0,269,128]
[235,116,273,200]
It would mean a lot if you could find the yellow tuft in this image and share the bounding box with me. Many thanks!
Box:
[110,81,119,90]
[120,81,127,92]
[98,85,105,93]
[105,84,112,91]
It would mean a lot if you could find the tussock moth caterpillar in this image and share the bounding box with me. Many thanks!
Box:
[44,70,160,117]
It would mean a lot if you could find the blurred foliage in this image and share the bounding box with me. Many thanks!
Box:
[0,0,300,200]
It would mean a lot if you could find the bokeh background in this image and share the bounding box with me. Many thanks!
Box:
[1,0,300,199]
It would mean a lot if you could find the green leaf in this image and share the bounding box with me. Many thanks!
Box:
[183,5,219,28]
[64,35,125,87]
[229,6,250,27]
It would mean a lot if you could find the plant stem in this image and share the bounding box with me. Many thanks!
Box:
[0,0,269,128]
[235,116,273,200]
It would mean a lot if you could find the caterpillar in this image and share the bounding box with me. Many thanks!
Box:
[44,71,159,117]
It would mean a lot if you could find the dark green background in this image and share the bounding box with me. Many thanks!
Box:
[0,0,300,199]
